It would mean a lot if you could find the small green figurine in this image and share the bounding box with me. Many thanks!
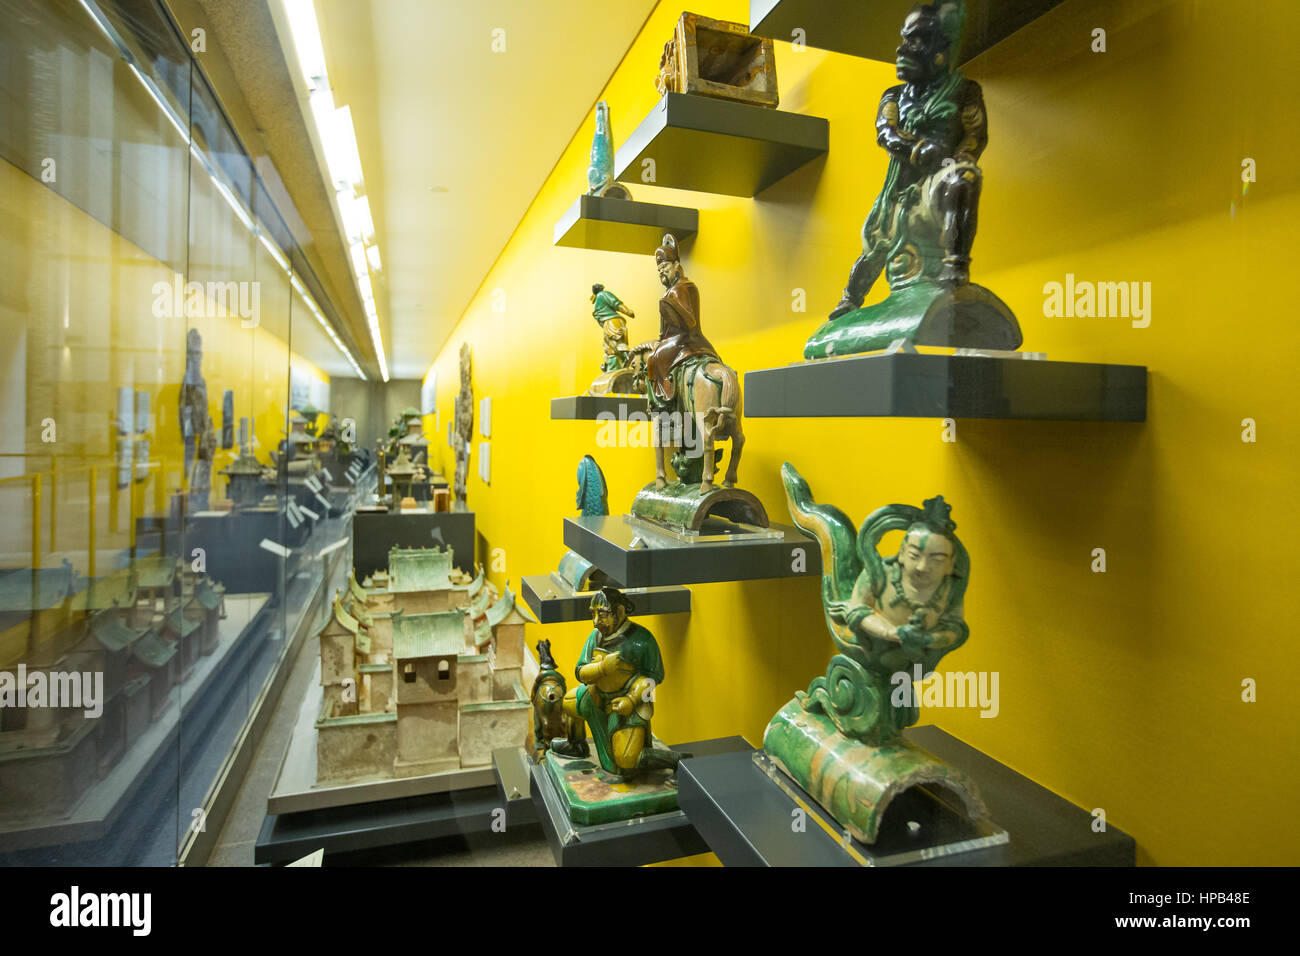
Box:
[590,283,635,374]
[550,587,681,778]
[805,0,1020,358]
[764,463,989,844]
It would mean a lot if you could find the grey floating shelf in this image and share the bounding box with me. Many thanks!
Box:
[678,727,1135,866]
[550,395,648,420]
[745,352,1147,421]
[614,92,828,198]
[562,515,820,589]
[749,0,1065,64]
[554,194,698,254]
[521,573,691,624]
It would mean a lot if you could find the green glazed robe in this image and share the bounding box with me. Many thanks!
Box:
[574,621,665,773]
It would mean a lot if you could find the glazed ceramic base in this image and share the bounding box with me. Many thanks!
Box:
[629,480,768,532]
[804,280,1022,359]
[542,738,681,825]
[763,698,989,844]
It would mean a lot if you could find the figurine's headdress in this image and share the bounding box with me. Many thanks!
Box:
[591,585,635,616]
[912,0,966,68]
[654,233,680,264]
[592,283,604,293]
[909,494,958,539]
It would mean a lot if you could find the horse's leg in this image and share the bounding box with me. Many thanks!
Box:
[697,408,715,494]
[724,415,744,487]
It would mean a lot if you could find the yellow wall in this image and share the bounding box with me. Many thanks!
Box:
[423,0,1299,865]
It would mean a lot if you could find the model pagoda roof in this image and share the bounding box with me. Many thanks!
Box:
[391,610,464,660]
[0,560,77,611]
[388,546,453,593]
[328,595,371,655]
[135,555,179,589]
[485,586,534,627]
[132,630,177,668]
[66,568,136,612]
[163,605,201,638]
[196,577,225,611]
[348,570,367,604]
[88,606,143,652]
[466,567,486,598]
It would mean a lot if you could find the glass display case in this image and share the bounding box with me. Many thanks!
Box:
[0,0,365,865]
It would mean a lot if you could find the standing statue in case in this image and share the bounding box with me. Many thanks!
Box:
[805,0,1021,359]
[626,234,764,532]
[763,464,990,844]
[549,587,681,777]
[178,328,217,511]
[452,342,473,509]
[586,100,631,200]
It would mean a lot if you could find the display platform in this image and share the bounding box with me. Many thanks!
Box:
[136,509,309,593]
[744,352,1148,421]
[521,573,691,623]
[554,194,698,254]
[677,728,1136,866]
[0,593,271,851]
[562,515,820,588]
[748,0,1064,64]
[550,395,648,420]
[267,659,495,816]
[613,92,828,197]
[255,783,520,865]
[352,509,475,578]
[531,736,748,867]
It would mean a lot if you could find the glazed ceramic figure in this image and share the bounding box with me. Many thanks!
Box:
[764,463,988,844]
[831,0,984,317]
[550,588,680,778]
[805,1,1019,358]
[586,101,631,200]
[642,233,745,494]
[590,283,635,373]
[529,640,586,762]
[453,343,473,508]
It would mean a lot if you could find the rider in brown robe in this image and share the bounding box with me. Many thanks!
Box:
[648,234,718,408]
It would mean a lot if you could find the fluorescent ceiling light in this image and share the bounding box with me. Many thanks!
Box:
[283,0,327,90]
[366,245,381,273]
[349,241,367,278]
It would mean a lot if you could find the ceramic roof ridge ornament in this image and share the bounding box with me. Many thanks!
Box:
[804,0,1021,359]
[763,463,990,845]
[529,639,584,762]
[557,456,613,592]
[587,100,632,200]
[656,12,778,109]
[627,234,766,532]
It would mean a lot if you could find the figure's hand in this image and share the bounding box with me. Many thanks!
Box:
[599,651,621,675]
[608,696,634,716]
[913,139,946,171]
[897,624,929,656]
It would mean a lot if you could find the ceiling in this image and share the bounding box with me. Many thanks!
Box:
[307,0,659,379]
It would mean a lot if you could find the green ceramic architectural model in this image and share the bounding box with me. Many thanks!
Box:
[763,463,989,844]
[804,1,1021,359]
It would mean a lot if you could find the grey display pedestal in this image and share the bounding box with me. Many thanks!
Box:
[521,573,691,623]
[562,515,820,588]
[745,352,1148,421]
[614,92,828,197]
[550,395,648,420]
[749,0,1065,64]
[531,736,749,867]
[554,194,698,254]
[351,509,475,578]
[677,728,1136,866]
